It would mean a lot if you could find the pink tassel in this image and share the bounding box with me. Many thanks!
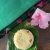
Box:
[16,19,22,23]
[37,0,46,7]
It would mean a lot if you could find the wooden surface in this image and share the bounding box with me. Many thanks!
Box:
[37,3,50,50]
[0,34,7,50]
[0,3,50,50]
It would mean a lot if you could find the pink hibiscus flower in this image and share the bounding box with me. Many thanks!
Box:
[31,8,50,29]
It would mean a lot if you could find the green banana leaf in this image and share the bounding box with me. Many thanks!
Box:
[7,20,39,50]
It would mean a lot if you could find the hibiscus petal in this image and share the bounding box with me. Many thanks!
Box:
[31,8,49,29]
[31,8,40,19]
[31,18,39,26]
[46,13,50,21]
[39,23,49,29]
[39,13,49,29]
[32,8,46,19]
[39,13,48,23]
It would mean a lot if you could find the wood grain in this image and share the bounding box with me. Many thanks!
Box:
[37,3,50,50]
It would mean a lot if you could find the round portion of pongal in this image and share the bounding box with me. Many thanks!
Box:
[13,29,34,50]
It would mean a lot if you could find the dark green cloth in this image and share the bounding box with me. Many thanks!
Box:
[0,0,40,31]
